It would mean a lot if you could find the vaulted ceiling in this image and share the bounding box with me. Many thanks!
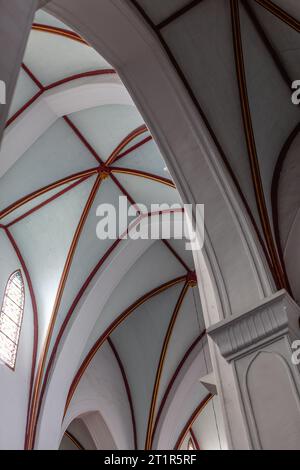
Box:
[0,10,213,450]
[129,0,300,298]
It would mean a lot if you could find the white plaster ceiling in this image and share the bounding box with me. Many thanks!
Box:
[60,417,97,450]
[129,0,300,300]
[0,11,207,450]
[30,0,299,449]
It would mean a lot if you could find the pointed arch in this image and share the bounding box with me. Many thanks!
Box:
[0,270,25,369]
[188,437,196,451]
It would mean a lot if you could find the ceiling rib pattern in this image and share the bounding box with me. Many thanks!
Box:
[0,16,207,450]
[64,276,187,418]
[64,272,205,449]
[0,168,98,222]
[190,427,200,450]
[175,394,212,449]
[7,67,115,128]
[63,430,85,450]
[130,0,300,296]
[4,177,91,228]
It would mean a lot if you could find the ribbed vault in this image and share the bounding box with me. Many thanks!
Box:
[2,0,299,451]
[0,10,215,450]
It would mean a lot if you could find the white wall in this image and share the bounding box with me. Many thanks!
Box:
[0,231,34,449]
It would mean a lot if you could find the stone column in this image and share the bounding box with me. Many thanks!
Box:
[0,0,39,146]
[208,290,300,450]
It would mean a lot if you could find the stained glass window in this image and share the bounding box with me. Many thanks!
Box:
[0,271,25,369]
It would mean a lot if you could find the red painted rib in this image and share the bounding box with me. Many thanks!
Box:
[31,237,122,446]
[0,168,99,221]
[64,276,187,418]
[63,116,102,164]
[26,175,102,449]
[6,90,44,128]
[106,125,148,166]
[22,64,44,90]
[4,228,39,449]
[33,209,185,445]
[110,173,137,207]
[8,58,195,448]
[254,0,300,32]
[111,167,175,189]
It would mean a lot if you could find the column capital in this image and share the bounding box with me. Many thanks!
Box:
[207,290,300,362]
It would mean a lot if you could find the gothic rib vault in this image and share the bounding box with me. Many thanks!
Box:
[0,0,300,451]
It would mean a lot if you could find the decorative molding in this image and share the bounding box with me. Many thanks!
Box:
[208,290,300,362]
[271,122,300,297]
